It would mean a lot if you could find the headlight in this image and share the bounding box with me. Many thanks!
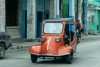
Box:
[55,36,60,42]
[41,36,46,41]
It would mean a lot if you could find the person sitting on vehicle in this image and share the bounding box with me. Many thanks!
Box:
[64,31,70,45]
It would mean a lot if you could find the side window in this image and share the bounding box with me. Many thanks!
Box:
[65,24,69,36]
[65,24,75,42]
[65,24,69,32]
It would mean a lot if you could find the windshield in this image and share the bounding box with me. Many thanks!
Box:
[44,23,63,34]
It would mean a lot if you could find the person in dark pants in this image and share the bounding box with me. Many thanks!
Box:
[75,20,82,43]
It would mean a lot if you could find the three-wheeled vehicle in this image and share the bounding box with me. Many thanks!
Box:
[29,18,78,64]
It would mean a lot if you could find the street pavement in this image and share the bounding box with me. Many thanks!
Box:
[10,34,100,50]
[1,39,100,67]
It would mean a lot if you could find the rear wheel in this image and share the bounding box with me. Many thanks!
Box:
[0,43,5,59]
[31,54,38,63]
[66,51,73,64]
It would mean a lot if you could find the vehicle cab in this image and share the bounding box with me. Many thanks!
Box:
[29,18,77,64]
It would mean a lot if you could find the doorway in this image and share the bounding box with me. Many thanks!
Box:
[6,0,21,38]
[6,0,18,26]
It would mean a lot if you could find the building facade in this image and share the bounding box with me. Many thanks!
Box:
[0,0,75,39]
[88,0,100,34]
[0,0,56,39]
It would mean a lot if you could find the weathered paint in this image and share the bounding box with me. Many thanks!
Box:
[0,0,5,32]
[88,0,100,34]
[50,0,56,18]
[27,0,36,39]
[22,0,27,38]
[77,0,83,22]
[62,0,69,18]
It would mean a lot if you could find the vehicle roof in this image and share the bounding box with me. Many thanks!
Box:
[43,18,75,24]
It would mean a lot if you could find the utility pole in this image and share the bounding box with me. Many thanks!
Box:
[83,0,88,35]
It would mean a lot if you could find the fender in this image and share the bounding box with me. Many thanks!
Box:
[0,40,6,49]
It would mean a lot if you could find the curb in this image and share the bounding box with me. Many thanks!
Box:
[80,36,100,42]
[10,45,31,50]
[9,42,41,50]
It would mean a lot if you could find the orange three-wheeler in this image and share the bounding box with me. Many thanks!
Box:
[29,18,78,64]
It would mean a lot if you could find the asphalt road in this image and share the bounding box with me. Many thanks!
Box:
[0,40,100,67]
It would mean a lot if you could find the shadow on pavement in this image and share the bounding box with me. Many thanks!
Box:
[35,57,78,64]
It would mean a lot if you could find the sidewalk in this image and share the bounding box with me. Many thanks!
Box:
[80,34,100,41]
[10,34,100,50]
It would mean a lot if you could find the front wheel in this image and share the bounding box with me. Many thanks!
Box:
[31,54,38,63]
[66,51,73,64]
[0,43,5,59]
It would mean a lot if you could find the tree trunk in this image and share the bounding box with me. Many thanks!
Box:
[77,0,83,23]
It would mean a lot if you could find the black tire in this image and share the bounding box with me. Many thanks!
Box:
[0,43,5,59]
[31,54,38,63]
[67,51,73,64]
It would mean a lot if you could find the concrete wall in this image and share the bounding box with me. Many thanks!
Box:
[49,0,56,18]
[0,0,5,32]
[27,0,36,39]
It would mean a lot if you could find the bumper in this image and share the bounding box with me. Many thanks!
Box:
[30,53,70,57]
